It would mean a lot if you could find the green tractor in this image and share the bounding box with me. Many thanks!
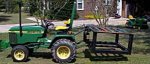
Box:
[3,1,77,63]
[126,16,149,29]
[0,0,135,63]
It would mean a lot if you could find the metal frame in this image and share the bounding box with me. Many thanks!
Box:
[83,24,134,54]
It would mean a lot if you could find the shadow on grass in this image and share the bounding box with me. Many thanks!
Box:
[0,15,11,22]
[83,49,128,61]
[6,52,52,62]
[30,52,76,63]
[30,52,52,59]
[143,31,150,54]
[6,52,76,63]
[109,24,150,54]
[132,26,150,54]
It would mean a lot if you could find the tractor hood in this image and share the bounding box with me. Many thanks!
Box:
[9,25,45,31]
[9,25,45,44]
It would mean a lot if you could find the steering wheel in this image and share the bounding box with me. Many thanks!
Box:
[42,20,55,30]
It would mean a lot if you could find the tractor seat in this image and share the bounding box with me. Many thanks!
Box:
[128,15,134,19]
[55,19,70,30]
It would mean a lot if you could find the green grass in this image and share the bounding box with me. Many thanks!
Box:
[0,12,34,25]
[1,26,150,64]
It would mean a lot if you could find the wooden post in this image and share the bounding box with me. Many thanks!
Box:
[122,0,126,17]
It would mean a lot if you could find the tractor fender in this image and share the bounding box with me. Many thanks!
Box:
[127,20,135,25]
[49,35,75,48]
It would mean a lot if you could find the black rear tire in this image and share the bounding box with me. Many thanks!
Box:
[51,39,76,63]
[11,45,29,62]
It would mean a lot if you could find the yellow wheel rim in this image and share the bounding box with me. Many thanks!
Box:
[56,46,71,59]
[14,50,25,61]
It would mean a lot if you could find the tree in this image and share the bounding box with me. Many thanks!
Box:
[0,0,5,11]
[43,0,70,20]
[1,0,78,20]
[31,0,76,20]
[52,0,79,20]
[4,0,19,13]
[88,0,115,27]
[28,0,39,16]
[33,9,42,25]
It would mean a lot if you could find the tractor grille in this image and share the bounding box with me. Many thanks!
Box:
[9,33,17,44]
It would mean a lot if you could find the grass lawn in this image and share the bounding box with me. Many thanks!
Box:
[0,12,34,25]
[0,25,150,64]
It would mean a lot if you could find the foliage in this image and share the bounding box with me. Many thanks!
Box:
[28,0,39,16]
[54,0,79,20]
[44,10,53,20]
[84,13,104,19]
[0,0,78,20]
[0,0,5,11]
[4,0,20,13]
[30,0,79,20]
[33,10,42,18]
[88,0,115,27]
[0,12,34,25]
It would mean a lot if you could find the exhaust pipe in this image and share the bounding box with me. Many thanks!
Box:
[18,1,22,36]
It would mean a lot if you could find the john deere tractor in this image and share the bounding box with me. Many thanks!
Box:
[126,15,149,29]
[7,1,76,63]
[0,0,135,63]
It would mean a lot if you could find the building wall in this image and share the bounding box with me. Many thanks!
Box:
[77,0,91,18]
[77,0,117,19]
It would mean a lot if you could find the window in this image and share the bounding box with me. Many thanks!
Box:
[77,0,84,10]
[103,0,112,5]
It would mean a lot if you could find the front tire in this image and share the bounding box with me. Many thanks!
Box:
[51,39,76,63]
[11,45,29,62]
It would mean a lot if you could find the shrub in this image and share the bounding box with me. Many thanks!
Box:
[84,14,104,19]
[54,0,79,20]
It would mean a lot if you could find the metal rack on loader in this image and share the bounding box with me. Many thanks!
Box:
[0,0,134,63]
[83,24,134,54]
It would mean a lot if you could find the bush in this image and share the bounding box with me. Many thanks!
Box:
[27,0,79,20]
[84,14,104,19]
[54,1,79,20]
[13,6,19,13]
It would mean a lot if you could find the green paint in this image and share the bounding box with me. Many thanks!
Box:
[9,25,45,31]
[54,35,75,40]
[9,25,44,44]
[38,38,51,48]
[127,17,148,28]
[70,2,76,29]
[9,33,43,44]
